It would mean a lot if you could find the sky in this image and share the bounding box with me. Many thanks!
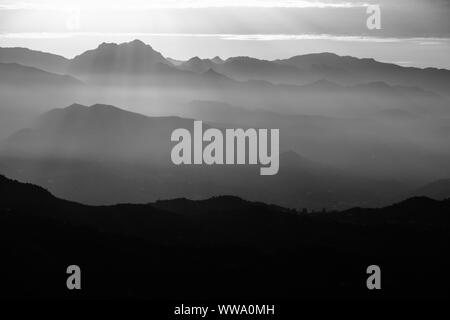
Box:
[0,0,449,68]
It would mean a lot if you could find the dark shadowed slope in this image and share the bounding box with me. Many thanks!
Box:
[0,174,448,299]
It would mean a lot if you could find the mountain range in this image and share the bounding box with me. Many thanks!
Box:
[2,39,450,96]
[1,101,449,209]
[1,40,448,132]
[1,39,449,300]
[0,102,413,209]
[1,40,450,208]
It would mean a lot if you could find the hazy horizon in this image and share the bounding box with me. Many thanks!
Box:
[1,36,450,71]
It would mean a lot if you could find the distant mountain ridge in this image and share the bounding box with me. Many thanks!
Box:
[2,40,450,95]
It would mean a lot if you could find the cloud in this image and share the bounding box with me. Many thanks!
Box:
[0,0,370,10]
[1,31,448,46]
[218,34,450,45]
[0,32,73,38]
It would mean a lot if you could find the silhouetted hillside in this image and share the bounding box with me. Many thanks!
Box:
[0,174,448,299]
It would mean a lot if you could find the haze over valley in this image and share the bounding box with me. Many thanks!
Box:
[1,39,450,209]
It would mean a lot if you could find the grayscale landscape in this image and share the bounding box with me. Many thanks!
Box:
[0,0,449,302]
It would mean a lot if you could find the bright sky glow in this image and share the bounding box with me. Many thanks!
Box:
[0,0,449,68]
[0,0,370,10]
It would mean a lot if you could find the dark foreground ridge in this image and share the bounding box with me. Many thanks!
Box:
[0,174,448,300]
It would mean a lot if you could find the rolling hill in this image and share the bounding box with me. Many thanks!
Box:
[0,174,448,299]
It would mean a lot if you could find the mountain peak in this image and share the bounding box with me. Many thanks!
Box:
[66,103,88,110]
[188,56,203,63]
[129,39,145,45]
[211,56,224,64]
[98,42,118,49]
[88,103,125,113]
[121,39,150,49]
[70,40,170,74]
[180,57,215,73]
[226,56,261,63]
[98,39,148,49]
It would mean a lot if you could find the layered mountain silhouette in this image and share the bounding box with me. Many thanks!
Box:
[0,102,409,209]
[1,41,448,133]
[182,99,450,183]
[0,174,448,299]
[2,40,450,96]
[0,40,449,208]
[1,38,450,301]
